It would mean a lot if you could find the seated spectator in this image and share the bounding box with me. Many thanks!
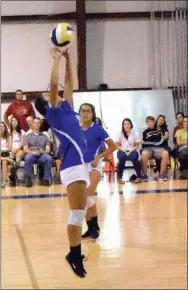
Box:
[175,116,188,179]
[173,112,184,145]
[1,122,12,188]
[141,116,169,181]
[25,116,34,135]
[171,112,184,159]
[154,114,171,153]
[116,118,142,184]
[153,114,171,177]
[4,89,35,132]
[9,117,25,185]
[26,116,55,152]
[23,117,52,187]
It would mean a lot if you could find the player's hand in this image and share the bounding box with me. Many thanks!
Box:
[91,157,99,168]
[50,47,63,60]
[62,48,70,59]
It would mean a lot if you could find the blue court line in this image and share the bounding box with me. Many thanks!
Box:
[119,188,188,194]
[1,193,67,200]
[1,188,187,200]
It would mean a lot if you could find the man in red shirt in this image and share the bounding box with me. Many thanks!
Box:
[4,90,35,132]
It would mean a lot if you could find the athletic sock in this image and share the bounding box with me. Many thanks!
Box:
[70,244,81,259]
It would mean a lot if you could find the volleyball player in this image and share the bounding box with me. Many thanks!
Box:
[79,103,116,240]
[40,47,94,278]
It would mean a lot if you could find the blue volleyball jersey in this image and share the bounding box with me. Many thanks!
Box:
[82,123,110,157]
[45,100,94,170]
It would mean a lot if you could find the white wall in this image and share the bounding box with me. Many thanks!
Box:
[86,1,187,13]
[1,1,76,15]
[86,20,150,89]
[1,1,187,92]
[2,1,186,16]
[86,18,187,89]
[2,0,187,16]
[1,22,78,92]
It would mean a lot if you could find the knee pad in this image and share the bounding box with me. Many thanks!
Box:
[86,196,95,208]
[68,209,86,226]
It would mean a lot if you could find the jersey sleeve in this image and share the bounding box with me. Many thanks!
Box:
[97,126,110,142]
[61,100,72,111]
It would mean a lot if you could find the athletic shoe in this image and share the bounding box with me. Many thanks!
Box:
[26,177,33,187]
[133,177,142,183]
[153,171,159,181]
[141,174,149,182]
[119,179,125,184]
[90,226,100,240]
[159,174,168,181]
[65,252,87,278]
[82,230,91,239]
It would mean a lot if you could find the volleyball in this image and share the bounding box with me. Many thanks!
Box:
[50,23,74,48]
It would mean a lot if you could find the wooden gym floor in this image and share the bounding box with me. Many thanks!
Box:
[1,174,187,289]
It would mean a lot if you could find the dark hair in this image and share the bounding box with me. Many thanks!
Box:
[146,116,155,122]
[121,118,133,139]
[10,117,21,136]
[34,95,48,116]
[33,117,41,122]
[183,116,188,120]
[176,112,184,118]
[96,117,103,126]
[40,119,50,132]
[79,103,97,123]
[1,121,9,139]
[154,114,168,131]
[16,89,23,94]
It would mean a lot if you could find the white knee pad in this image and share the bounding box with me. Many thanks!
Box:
[68,209,86,226]
[86,196,95,208]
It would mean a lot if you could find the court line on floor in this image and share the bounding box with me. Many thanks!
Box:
[1,188,187,199]
[119,188,188,194]
[15,224,39,289]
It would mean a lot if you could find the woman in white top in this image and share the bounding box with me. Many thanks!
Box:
[115,118,142,184]
[9,117,24,184]
[1,122,12,188]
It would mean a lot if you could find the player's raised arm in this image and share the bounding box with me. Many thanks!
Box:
[62,49,73,107]
[49,47,63,107]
